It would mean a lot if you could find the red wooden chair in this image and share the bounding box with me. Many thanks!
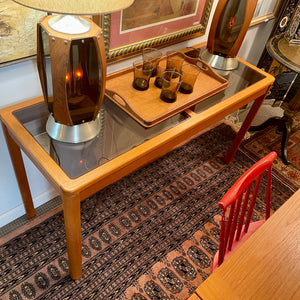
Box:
[212,151,277,272]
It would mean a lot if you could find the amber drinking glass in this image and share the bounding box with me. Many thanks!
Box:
[154,58,176,88]
[142,48,162,77]
[179,63,201,94]
[160,70,182,103]
[132,60,154,91]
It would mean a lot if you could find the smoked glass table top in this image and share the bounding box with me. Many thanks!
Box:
[12,60,265,179]
[13,98,189,178]
[194,60,265,113]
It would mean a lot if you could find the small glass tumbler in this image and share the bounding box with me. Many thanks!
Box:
[179,63,201,94]
[132,60,154,91]
[142,48,162,77]
[166,51,185,76]
[184,47,201,59]
[154,58,176,88]
[160,70,182,103]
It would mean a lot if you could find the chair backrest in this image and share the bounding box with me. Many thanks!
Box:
[217,151,277,268]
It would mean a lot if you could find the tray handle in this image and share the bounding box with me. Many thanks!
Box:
[105,89,145,124]
[183,54,228,84]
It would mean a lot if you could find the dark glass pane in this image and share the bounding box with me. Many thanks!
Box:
[66,38,101,124]
[13,97,190,178]
[213,0,247,57]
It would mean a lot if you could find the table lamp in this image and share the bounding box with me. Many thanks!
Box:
[201,0,257,70]
[12,0,134,143]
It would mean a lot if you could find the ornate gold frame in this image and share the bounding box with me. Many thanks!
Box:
[94,0,213,63]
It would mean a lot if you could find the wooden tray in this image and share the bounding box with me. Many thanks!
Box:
[105,54,228,128]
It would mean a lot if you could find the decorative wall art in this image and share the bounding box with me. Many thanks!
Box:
[0,0,45,66]
[251,0,281,26]
[96,0,213,62]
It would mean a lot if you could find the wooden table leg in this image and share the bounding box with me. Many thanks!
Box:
[2,123,36,219]
[224,94,266,164]
[62,191,82,280]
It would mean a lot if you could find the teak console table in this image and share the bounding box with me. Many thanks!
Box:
[0,44,274,279]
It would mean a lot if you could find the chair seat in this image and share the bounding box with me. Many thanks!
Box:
[212,219,265,272]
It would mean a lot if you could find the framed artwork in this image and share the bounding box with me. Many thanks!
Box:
[251,0,282,26]
[96,0,213,62]
[0,0,45,67]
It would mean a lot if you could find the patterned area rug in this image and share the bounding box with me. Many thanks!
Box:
[0,123,296,300]
[241,112,300,190]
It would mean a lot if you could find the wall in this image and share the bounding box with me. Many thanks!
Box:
[0,1,274,227]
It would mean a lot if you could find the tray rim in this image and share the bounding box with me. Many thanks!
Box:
[105,51,228,128]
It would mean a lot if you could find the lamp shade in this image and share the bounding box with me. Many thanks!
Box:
[12,0,135,14]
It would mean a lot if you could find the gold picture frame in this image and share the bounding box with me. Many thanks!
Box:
[251,0,282,27]
[95,0,213,63]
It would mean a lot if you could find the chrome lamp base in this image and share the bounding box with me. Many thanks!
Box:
[200,49,239,71]
[46,113,101,143]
